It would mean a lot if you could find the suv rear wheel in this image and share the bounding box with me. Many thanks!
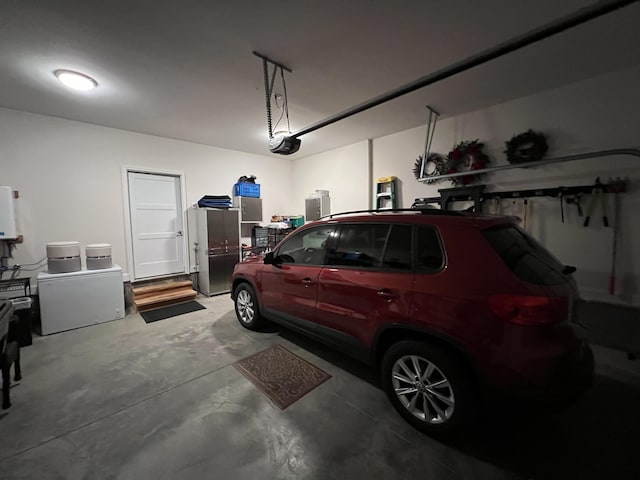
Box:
[381,341,475,436]
[233,283,264,330]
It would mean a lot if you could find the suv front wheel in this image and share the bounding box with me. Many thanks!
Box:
[381,341,475,436]
[233,283,264,330]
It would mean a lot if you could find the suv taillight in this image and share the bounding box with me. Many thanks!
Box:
[488,294,567,326]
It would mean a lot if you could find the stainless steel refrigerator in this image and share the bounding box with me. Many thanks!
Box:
[195,208,240,296]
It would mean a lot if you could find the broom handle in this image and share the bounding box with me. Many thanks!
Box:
[609,193,620,295]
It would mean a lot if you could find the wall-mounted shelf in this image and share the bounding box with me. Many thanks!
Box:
[418,148,640,183]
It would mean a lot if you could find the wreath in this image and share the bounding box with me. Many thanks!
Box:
[413,153,445,184]
[504,129,548,164]
[446,139,489,185]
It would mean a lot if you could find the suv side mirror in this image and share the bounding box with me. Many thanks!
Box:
[264,252,294,267]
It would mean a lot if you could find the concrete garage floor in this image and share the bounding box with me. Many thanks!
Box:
[1,295,639,480]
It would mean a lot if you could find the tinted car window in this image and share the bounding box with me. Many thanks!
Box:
[276,225,336,265]
[484,225,567,285]
[415,226,444,273]
[382,225,412,271]
[327,223,390,268]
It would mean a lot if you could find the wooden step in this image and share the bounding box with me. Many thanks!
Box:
[133,280,193,298]
[135,286,197,312]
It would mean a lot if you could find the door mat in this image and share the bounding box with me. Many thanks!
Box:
[141,301,206,324]
[233,344,332,409]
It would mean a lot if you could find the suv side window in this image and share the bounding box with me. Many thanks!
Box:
[382,224,412,271]
[415,225,444,273]
[276,225,336,265]
[327,223,390,268]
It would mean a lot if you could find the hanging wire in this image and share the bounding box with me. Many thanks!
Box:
[14,265,46,272]
[272,92,286,133]
[270,65,292,135]
[281,66,291,133]
[16,256,47,267]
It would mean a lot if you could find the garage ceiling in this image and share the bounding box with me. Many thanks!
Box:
[1,0,639,158]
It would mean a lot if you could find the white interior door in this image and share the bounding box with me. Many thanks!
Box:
[128,171,185,279]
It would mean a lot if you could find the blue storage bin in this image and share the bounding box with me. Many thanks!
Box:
[234,183,261,198]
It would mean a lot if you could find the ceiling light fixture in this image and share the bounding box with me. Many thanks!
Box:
[54,69,97,91]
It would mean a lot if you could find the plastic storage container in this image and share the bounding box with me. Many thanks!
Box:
[233,183,261,198]
[251,226,269,248]
[10,297,32,347]
[288,216,305,227]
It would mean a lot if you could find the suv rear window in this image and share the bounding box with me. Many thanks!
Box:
[484,225,567,285]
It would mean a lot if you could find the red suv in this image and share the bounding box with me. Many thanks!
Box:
[231,209,593,435]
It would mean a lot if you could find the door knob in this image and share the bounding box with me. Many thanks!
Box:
[176,230,183,236]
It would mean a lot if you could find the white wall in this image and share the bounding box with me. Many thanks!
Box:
[292,140,371,216]
[373,65,640,305]
[0,108,293,283]
[3,64,639,305]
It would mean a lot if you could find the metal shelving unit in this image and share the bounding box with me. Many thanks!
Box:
[0,277,31,298]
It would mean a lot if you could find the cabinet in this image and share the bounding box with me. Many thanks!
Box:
[305,196,331,221]
[0,186,17,239]
[195,208,240,296]
[234,196,262,222]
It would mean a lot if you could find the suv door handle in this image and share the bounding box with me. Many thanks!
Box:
[302,277,313,287]
[377,289,397,301]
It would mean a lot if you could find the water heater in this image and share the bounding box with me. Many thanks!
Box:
[0,186,17,239]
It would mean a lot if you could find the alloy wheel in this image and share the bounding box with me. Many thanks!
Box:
[236,289,255,324]
[391,355,455,424]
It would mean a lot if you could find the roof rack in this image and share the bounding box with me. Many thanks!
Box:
[319,208,463,220]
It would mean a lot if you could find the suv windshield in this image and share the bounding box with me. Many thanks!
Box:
[484,225,567,285]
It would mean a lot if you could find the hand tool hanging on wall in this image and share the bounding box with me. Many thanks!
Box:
[609,193,620,295]
[522,199,529,230]
[565,194,584,217]
[413,180,628,213]
[584,178,608,227]
[491,198,500,215]
[608,177,626,295]
[558,190,565,223]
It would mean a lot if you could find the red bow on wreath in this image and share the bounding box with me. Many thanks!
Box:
[446,139,489,185]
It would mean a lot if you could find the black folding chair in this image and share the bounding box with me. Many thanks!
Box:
[0,301,21,410]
